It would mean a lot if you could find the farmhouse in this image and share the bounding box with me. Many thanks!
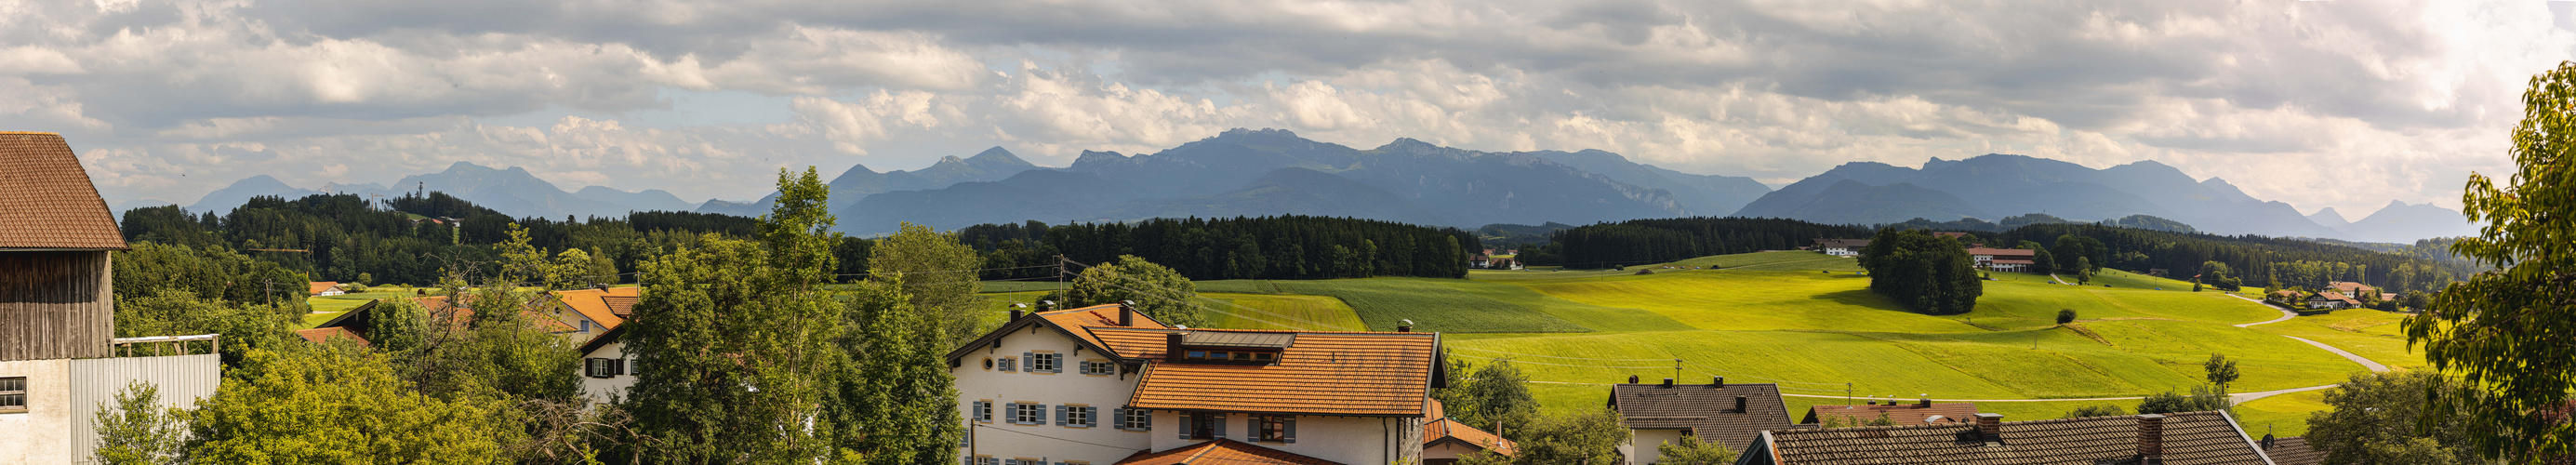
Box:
[1422,414,1516,464]
[0,132,221,464]
[1606,377,1799,463]
[2305,291,2362,311]
[1470,254,1491,268]
[1800,398,1980,426]
[309,281,346,296]
[950,304,1473,465]
[1736,411,2275,465]
[1811,239,1870,257]
[2266,290,2303,306]
[1965,247,2038,273]
[315,286,644,403]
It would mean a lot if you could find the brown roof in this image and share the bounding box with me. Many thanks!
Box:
[2311,291,2363,305]
[1755,411,2270,465]
[1098,326,1439,417]
[294,326,371,346]
[0,132,126,250]
[1803,402,1983,426]
[2263,435,2320,465]
[602,295,637,318]
[2326,282,2376,295]
[1113,439,1341,465]
[1426,418,1516,456]
[309,282,341,296]
[1965,248,2035,258]
[1610,382,1799,454]
[1813,239,1870,249]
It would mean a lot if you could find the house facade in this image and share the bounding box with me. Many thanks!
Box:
[309,281,346,297]
[949,304,1452,465]
[1965,248,2038,273]
[1811,239,1870,257]
[0,132,221,464]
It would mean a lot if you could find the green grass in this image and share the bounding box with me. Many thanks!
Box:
[2245,310,2424,368]
[2233,390,2328,438]
[1200,278,1665,333]
[1201,293,1370,331]
[1508,271,1980,333]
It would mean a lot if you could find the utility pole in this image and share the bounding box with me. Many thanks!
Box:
[1672,359,1681,383]
[1846,383,1853,405]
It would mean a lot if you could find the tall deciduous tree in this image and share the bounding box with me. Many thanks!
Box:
[1063,255,1203,328]
[622,168,847,463]
[1858,229,1984,315]
[1448,360,1538,437]
[92,382,186,465]
[831,279,964,463]
[867,222,985,345]
[2304,370,2484,465]
[186,345,516,463]
[1653,434,1738,464]
[2406,60,2576,464]
[1507,409,1630,464]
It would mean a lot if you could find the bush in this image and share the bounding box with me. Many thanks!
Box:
[2055,309,2077,325]
[2065,404,2129,418]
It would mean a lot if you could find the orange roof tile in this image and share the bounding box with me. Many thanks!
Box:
[1099,327,1439,417]
[309,282,341,296]
[548,286,638,330]
[1042,304,1170,352]
[1113,439,1341,465]
[294,326,371,346]
[0,132,126,250]
[1426,418,1516,456]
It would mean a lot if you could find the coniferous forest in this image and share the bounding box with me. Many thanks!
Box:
[959,216,1481,281]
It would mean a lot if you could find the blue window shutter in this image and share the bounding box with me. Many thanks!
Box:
[1056,405,1068,426]
[1035,404,1047,424]
[1214,414,1228,439]
[1284,417,1297,444]
[1008,403,1024,424]
[1141,409,1151,431]
[1110,407,1125,430]
[1021,352,1033,371]
[1084,407,1098,428]
[1176,414,1190,439]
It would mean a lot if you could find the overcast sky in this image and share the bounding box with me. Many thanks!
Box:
[7,0,2571,219]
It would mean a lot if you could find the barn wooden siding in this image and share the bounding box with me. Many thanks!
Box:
[0,251,112,362]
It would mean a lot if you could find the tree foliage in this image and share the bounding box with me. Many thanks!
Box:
[2065,404,2130,418]
[830,279,964,463]
[1443,359,1539,437]
[2406,60,2576,463]
[2304,370,2486,465]
[1060,255,1203,328]
[1507,408,1630,464]
[2204,353,2241,392]
[1653,434,1739,464]
[964,216,1476,280]
[2135,385,2230,416]
[91,381,187,465]
[867,222,986,345]
[186,345,516,463]
[1858,228,1984,315]
[1543,217,1872,269]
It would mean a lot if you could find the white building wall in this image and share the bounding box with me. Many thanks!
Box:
[1146,411,1423,465]
[1627,428,1688,464]
[0,358,73,465]
[954,326,1148,464]
[583,341,637,404]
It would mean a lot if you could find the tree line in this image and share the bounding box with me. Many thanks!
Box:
[1535,217,1874,268]
[956,215,1481,281]
[119,193,765,286]
[1985,223,2465,294]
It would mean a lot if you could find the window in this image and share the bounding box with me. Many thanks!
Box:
[1027,352,1059,373]
[1182,350,1276,363]
[973,400,992,422]
[1115,407,1152,431]
[628,359,642,376]
[1080,361,1115,376]
[1256,414,1295,443]
[1188,412,1217,439]
[1061,405,1094,428]
[584,358,623,379]
[998,357,1016,372]
[1010,403,1046,425]
[0,377,22,413]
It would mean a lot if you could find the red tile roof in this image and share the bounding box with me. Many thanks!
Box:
[1802,402,1982,426]
[0,132,126,250]
[1426,418,1516,456]
[2263,435,2320,465]
[548,286,639,330]
[1095,326,1440,417]
[1113,439,1340,465]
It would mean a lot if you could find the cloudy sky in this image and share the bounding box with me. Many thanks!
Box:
[6,0,2570,219]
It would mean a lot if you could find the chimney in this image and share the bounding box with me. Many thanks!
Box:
[2137,414,2167,463]
[1119,305,1135,326]
[1628,375,1640,384]
[1398,318,1415,333]
[1661,378,1675,389]
[1919,397,1932,408]
[1974,413,2005,445]
[1165,332,1186,362]
[1714,376,1726,388]
[1008,309,1024,321]
[1734,395,1747,413]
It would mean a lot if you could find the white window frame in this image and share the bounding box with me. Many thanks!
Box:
[1064,405,1094,428]
[0,377,24,413]
[1011,403,1045,425]
[1029,352,1058,373]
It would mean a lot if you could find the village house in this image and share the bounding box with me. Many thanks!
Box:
[1810,239,1869,257]
[1965,247,2038,273]
[1800,398,1980,427]
[1421,405,1516,464]
[1469,253,1491,269]
[0,132,222,464]
[2304,291,2362,311]
[949,304,1489,465]
[1606,377,1799,463]
[313,286,643,403]
[309,281,346,297]
[1735,411,2277,465]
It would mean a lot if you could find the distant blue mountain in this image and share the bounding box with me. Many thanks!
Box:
[1732,154,2356,239]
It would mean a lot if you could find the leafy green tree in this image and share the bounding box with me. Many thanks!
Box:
[2065,405,2130,418]
[2135,384,2229,416]
[1062,255,1203,328]
[2056,309,2077,326]
[186,345,516,463]
[2404,61,2576,465]
[621,168,849,463]
[1452,360,1538,436]
[1858,229,1984,315]
[2304,370,2485,465]
[2073,257,2094,285]
[2204,353,2240,392]
[1508,408,1629,464]
[2051,234,2107,272]
[92,381,187,465]
[867,222,985,345]
[830,279,963,463]
[1653,434,1738,464]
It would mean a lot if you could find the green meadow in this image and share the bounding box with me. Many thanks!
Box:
[1041,250,2387,430]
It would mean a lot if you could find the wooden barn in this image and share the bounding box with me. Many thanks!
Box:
[0,132,220,464]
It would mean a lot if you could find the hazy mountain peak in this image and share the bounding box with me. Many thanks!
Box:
[1375,138,1441,152]
[966,146,1029,165]
[2307,207,2350,228]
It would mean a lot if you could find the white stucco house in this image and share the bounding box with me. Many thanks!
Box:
[950,303,1493,465]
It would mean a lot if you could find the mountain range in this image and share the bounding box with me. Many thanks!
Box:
[153,128,2473,244]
